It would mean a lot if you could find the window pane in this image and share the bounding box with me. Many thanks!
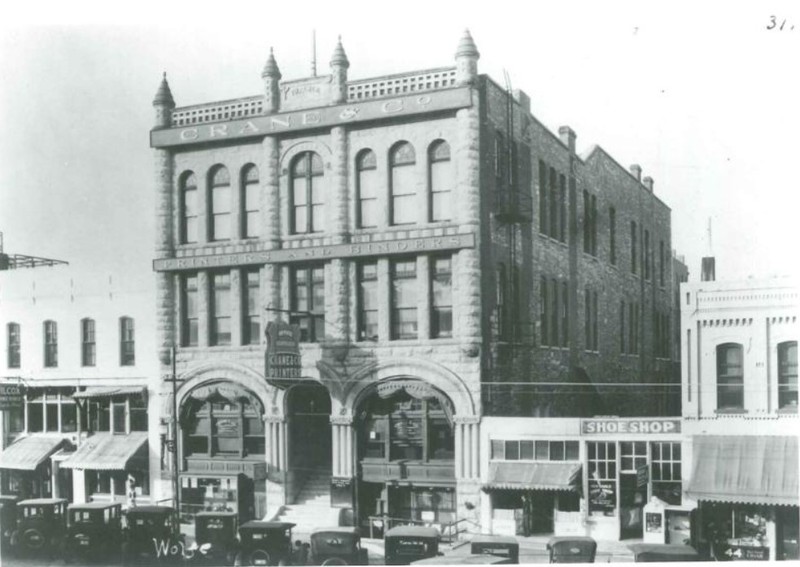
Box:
[520,440,534,460]
[491,440,504,460]
[535,441,549,460]
[505,441,520,460]
[293,177,308,205]
[392,193,416,226]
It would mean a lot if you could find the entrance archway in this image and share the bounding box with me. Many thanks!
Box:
[287,383,332,473]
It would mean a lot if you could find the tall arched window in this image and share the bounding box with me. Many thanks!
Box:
[242,164,260,238]
[356,150,378,228]
[779,341,798,410]
[390,142,416,226]
[717,343,744,410]
[180,171,198,244]
[290,152,325,234]
[209,165,231,241]
[429,140,452,222]
[81,318,96,367]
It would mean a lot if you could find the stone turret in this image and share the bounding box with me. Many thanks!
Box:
[455,29,480,86]
[152,72,175,129]
[330,36,349,104]
[262,48,282,114]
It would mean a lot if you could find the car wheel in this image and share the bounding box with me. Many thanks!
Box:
[322,558,347,566]
[249,549,271,565]
[21,527,47,551]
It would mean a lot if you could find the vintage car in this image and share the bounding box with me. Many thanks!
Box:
[239,520,296,566]
[190,510,240,565]
[64,502,123,562]
[13,498,68,556]
[384,526,441,565]
[470,535,519,564]
[546,536,597,564]
[0,495,20,556]
[309,526,369,565]
[123,505,183,565]
[627,543,704,562]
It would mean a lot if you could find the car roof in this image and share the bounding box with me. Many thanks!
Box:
[69,502,121,510]
[18,498,68,506]
[386,525,441,538]
[240,521,296,530]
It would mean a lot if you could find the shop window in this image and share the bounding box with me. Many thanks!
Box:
[181,274,199,347]
[620,441,647,472]
[7,322,20,368]
[491,440,578,461]
[357,262,378,341]
[80,318,96,367]
[130,396,148,432]
[429,140,452,222]
[211,272,232,346]
[180,171,198,244]
[242,164,260,238]
[183,397,264,459]
[61,402,77,433]
[356,149,378,228]
[390,142,417,226]
[89,399,111,432]
[778,341,798,410]
[717,343,744,410]
[112,401,126,434]
[430,256,453,338]
[389,398,424,460]
[290,264,325,343]
[7,406,23,434]
[391,258,418,340]
[243,269,261,345]
[428,416,454,460]
[588,441,617,517]
[45,390,59,432]
[43,320,58,367]
[120,317,135,366]
[390,486,455,525]
[651,442,681,505]
[291,152,325,234]
[557,492,580,512]
[504,440,520,461]
[209,165,231,241]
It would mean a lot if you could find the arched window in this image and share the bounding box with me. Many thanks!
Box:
[180,171,198,244]
[120,317,135,366]
[7,323,20,368]
[184,395,264,458]
[390,142,416,226]
[290,152,325,234]
[242,164,260,238]
[81,318,96,367]
[356,150,378,228]
[209,166,231,241]
[429,140,452,222]
[717,343,744,410]
[779,341,798,410]
[44,320,58,367]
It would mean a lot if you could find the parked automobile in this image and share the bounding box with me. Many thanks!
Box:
[64,502,123,563]
[627,543,704,562]
[384,526,441,565]
[470,535,519,564]
[0,495,20,557]
[309,526,368,565]
[191,510,239,565]
[546,537,597,564]
[239,520,295,566]
[123,505,183,565]
[13,498,68,556]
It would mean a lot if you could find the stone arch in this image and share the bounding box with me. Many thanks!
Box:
[279,141,332,175]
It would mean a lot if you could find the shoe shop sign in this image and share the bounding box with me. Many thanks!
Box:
[581,418,681,435]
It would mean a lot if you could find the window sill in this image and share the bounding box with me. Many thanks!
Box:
[776,407,798,415]
[714,408,748,415]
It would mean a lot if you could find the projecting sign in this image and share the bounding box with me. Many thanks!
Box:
[265,319,301,383]
[581,418,681,435]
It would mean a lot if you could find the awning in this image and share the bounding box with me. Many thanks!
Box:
[484,462,582,491]
[686,435,798,507]
[0,436,67,471]
[60,433,148,471]
[73,386,146,400]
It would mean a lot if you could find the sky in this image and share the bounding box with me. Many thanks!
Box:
[1,0,798,282]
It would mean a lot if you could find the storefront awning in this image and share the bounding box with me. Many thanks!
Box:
[686,435,798,507]
[73,386,146,400]
[0,436,67,471]
[484,462,582,491]
[60,432,148,471]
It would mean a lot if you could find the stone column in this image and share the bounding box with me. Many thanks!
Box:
[261,136,282,319]
[154,145,176,364]
[265,416,288,515]
[454,416,481,480]
[327,125,350,342]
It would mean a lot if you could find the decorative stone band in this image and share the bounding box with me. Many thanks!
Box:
[154,233,475,271]
[453,415,481,425]
[330,415,354,426]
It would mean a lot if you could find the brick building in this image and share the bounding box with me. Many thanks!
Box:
[148,30,678,536]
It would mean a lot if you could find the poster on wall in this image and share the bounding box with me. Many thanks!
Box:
[588,477,616,516]
[330,477,353,509]
[646,512,663,533]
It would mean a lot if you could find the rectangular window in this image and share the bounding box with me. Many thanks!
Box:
[717,344,744,409]
[211,272,232,346]
[561,281,569,347]
[620,441,647,472]
[391,163,416,226]
[609,207,617,265]
[538,160,548,235]
[243,269,261,345]
[550,279,559,347]
[290,265,326,343]
[212,181,231,241]
[659,240,665,287]
[559,174,566,242]
[590,195,597,255]
[430,256,453,338]
[357,151,378,228]
[182,274,199,347]
[778,341,798,410]
[8,323,21,368]
[585,289,598,352]
[631,221,638,274]
[112,401,126,434]
[81,319,96,366]
[588,441,617,516]
[549,167,558,239]
[120,317,135,366]
[130,396,148,432]
[45,391,58,432]
[44,321,58,367]
[651,442,682,505]
[358,262,378,341]
[620,301,626,354]
[644,229,651,280]
[391,259,418,340]
[429,143,453,222]
[540,277,549,347]
[583,190,590,253]
[244,174,261,238]
[27,393,43,433]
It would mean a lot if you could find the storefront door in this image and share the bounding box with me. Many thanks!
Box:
[527,492,554,534]
[288,384,332,472]
[620,473,645,539]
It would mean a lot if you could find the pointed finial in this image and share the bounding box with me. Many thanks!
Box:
[262,47,282,79]
[152,72,175,107]
[330,35,349,68]
[455,28,480,59]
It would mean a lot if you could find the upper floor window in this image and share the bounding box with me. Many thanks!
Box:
[779,341,798,410]
[356,150,378,228]
[549,167,558,241]
[290,264,325,343]
[210,166,231,241]
[390,142,417,226]
[644,229,651,280]
[290,152,325,234]
[391,258,418,340]
[182,274,199,347]
[357,262,378,341]
[538,160,548,236]
[496,263,507,339]
[180,171,198,244]
[494,131,505,185]
[431,256,453,338]
[120,317,135,366]
[429,140,452,222]
[7,323,20,369]
[717,343,744,410]
[242,164,260,238]
[609,207,617,265]
[659,240,665,287]
[211,272,232,346]
[44,320,57,368]
[81,318,96,367]
[243,269,261,346]
[630,221,638,274]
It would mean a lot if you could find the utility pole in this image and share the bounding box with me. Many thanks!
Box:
[163,346,181,517]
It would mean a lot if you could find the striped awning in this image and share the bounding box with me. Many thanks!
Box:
[0,436,67,471]
[686,435,798,507]
[484,462,582,491]
[73,386,146,400]
[60,433,148,471]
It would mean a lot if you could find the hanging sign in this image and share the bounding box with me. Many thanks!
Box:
[265,319,302,383]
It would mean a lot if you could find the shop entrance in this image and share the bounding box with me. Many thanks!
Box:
[288,383,332,473]
[620,473,646,539]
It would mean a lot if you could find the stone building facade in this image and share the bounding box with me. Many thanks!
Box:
[149,31,676,535]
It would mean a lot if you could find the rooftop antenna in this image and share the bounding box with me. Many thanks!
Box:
[311,29,317,77]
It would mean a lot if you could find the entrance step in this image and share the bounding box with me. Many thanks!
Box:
[275,469,340,533]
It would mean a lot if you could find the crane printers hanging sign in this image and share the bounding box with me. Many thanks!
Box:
[265,319,302,387]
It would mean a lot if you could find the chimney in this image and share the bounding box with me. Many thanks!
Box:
[630,164,642,182]
[513,89,530,113]
[701,257,716,282]
[643,176,654,192]
[558,126,576,153]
